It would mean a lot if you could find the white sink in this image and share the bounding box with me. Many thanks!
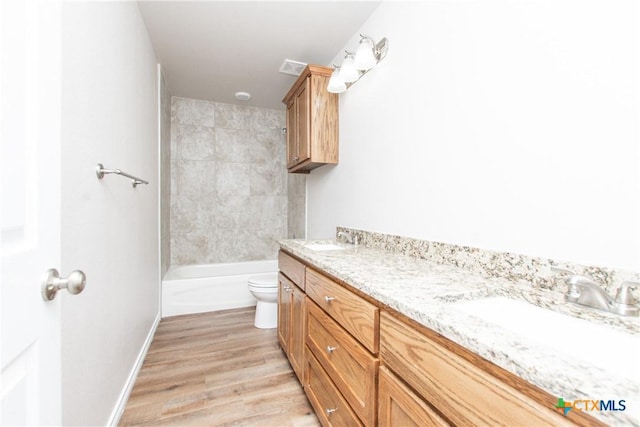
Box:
[302,242,347,251]
[453,296,639,378]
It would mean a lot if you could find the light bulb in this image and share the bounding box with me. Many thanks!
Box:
[327,68,346,93]
[354,37,377,71]
[339,54,360,83]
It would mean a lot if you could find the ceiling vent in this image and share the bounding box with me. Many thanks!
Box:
[279,59,307,76]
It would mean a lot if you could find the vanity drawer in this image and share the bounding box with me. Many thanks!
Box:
[306,267,379,353]
[378,366,450,427]
[306,299,378,426]
[305,347,363,427]
[279,251,305,290]
[380,312,572,426]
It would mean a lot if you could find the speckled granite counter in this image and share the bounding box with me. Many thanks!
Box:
[278,237,640,426]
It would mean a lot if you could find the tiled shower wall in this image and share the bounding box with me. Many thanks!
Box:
[170,97,305,265]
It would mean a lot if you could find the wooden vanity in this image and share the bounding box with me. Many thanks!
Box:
[277,250,603,427]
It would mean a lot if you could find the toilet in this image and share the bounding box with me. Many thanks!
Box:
[247,272,278,329]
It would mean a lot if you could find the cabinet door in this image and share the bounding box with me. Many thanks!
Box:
[285,101,298,169]
[378,366,449,427]
[277,273,292,352]
[295,79,310,164]
[289,285,306,382]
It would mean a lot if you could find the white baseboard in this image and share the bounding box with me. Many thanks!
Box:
[107,311,161,426]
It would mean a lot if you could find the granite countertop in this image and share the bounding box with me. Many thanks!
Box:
[278,239,640,426]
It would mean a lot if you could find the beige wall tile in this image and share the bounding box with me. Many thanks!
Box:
[169,97,305,265]
[172,97,215,127]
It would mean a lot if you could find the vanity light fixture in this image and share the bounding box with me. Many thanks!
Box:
[339,52,360,83]
[327,66,347,93]
[327,34,389,94]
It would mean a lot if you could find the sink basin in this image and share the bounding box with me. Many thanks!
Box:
[302,242,347,251]
[453,297,639,378]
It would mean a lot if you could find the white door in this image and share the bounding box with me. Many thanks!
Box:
[1,1,63,424]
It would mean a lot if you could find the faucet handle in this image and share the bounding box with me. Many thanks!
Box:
[614,281,639,305]
[612,281,639,317]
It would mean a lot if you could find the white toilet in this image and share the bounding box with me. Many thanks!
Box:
[247,272,278,329]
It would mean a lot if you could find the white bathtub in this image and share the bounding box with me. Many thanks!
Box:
[162,260,278,318]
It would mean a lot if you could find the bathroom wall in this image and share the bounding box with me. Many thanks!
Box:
[159,66,171,277]
[307,0,639,271]
[61,2,160,425]
[288,173,306,239]
[170,97,304,265]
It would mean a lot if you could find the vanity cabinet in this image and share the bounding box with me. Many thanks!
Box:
[282,65,338,173]
[304,267,380,427]
[278,252,306,383]
[379,311,575,426]
[279,249,602,427]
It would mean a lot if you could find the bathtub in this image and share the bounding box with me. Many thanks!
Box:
[162,260,278,317]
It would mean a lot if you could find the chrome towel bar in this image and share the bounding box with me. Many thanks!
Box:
[96,163,149,188]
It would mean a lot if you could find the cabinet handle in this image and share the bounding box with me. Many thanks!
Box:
[293,156,299,161]
[326,345,337,353]
[324,296,335,303]
[325,408,337,416]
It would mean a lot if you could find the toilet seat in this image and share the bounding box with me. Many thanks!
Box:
[248,273,278,288]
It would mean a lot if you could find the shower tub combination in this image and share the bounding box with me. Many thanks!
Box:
[162,260,278,317]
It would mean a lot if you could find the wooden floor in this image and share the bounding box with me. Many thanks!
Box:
[119,307,319,426]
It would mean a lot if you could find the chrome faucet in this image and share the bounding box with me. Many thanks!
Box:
[564,274,614,311]
[337,230,358,245]
[551,267,639,316]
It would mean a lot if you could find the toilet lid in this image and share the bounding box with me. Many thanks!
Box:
[248,272,278,288]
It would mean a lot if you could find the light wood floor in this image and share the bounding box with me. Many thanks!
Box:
[119,307,319,426]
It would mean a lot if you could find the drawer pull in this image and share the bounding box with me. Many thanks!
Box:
[325,408,337,416]
[326,345,337,353]
[324,296,335,303]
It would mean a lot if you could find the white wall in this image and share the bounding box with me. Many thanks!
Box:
[159,66,172,277]
[307,0,639,271]
[60,3,159,425]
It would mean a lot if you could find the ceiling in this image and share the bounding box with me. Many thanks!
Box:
[137,1,381,110]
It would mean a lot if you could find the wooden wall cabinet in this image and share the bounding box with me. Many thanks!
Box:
[282,65,338,173]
